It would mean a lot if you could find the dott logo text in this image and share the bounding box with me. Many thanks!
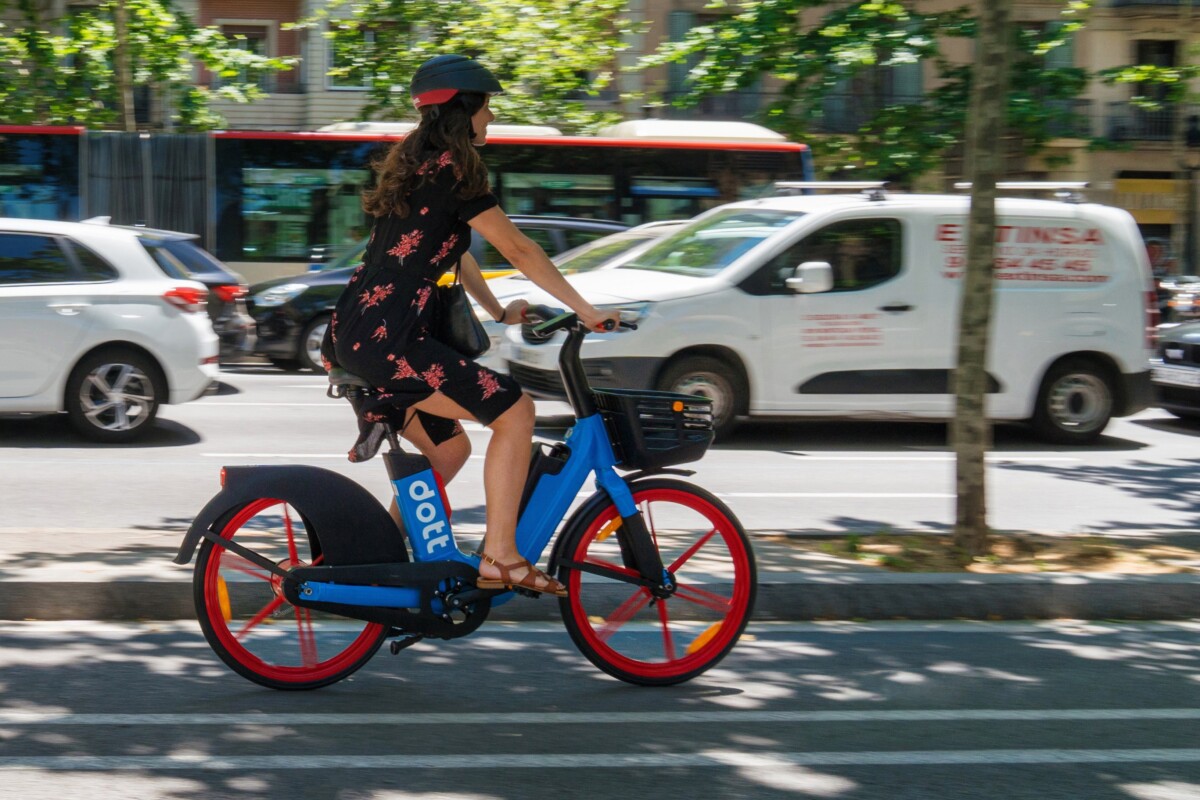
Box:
[406,476,450,552]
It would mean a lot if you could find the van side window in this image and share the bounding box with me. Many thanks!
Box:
[753,218,902,294]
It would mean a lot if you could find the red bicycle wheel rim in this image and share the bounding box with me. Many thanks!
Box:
[202,498,384,685]
[566,487,752,680]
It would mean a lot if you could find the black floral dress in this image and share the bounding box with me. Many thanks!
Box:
[321,150,522,460]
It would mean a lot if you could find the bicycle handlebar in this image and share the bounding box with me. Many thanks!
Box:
[521,305,638,337]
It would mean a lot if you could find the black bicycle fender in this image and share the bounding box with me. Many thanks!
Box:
[173,465,406,566]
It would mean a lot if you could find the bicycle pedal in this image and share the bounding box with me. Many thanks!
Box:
[389,635,424,655]
[513,586,543,599]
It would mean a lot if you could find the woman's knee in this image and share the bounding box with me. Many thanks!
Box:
[490,395,535,433]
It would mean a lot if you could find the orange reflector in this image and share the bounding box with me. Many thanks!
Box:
[685,622,723,655]
[672,401,684,412]
[596,518,622,542]
[217,576,232,622]
[219,467,227,487]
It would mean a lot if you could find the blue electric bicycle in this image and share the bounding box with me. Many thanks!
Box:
[174,310,756,690]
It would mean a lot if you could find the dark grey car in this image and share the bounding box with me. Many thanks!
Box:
[1152,321,1200,420]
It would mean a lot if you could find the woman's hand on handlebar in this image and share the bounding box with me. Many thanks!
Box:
[496,299,529,325]
[579,306,622,333]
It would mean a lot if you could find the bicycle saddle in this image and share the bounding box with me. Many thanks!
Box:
[327,367,373,390]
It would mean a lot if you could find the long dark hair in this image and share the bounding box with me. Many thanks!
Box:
[362,92,491,218]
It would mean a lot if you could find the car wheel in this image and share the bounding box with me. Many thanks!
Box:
[65,348,161,443]
[658,355,746,440]
[267,356,303,372]
[1030,358,1113,445]
[299,315,330,373]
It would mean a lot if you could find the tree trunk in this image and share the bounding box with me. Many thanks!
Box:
[113,1,136,132]
[951,0,1012,561]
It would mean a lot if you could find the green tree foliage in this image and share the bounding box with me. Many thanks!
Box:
[639,0,1092,185]
[304,0,642,132]
[0,0,295,130]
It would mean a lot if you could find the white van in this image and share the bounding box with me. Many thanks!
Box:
[500,186,1156,443]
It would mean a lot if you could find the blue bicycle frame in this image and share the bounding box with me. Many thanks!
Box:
[296,316,649,610]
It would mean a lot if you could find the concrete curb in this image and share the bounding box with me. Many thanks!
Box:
[3,573,1198,622]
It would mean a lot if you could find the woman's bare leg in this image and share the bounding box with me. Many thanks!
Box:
[408,392,561,591]
[387,411,472,531]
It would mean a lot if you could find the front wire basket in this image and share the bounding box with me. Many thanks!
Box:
[592,388,714,470]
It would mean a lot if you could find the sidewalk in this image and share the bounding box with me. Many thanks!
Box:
[0,528,1197,621]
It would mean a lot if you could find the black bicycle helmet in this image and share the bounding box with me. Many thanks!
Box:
[410,55,504,109]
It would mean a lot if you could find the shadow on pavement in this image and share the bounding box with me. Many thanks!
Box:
[0,414,202,448]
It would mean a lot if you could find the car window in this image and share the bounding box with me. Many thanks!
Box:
[0,232,75,285]
[563,228,615,250]
[140,239,192,281]
[159,238,230,279]
[554,234,655,274]
[622,209,803,278]
[65,241,118,281]
[782,218,902,292]
[479,228,558,270]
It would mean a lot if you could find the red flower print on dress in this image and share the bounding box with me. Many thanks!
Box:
[358,282,395,309]
[431,233,459,265]
[364,412,386,423]
[371,323,388,342]
[330,312,338,343]
[478,369,505,400]
[421,363,447,390]
[387,230,423,262]
[413,285,432,313]
[420,207,429,215]
[437,151,453,169]
[352,342,360,351]
[321,356,333,371]
[392,358,419,381]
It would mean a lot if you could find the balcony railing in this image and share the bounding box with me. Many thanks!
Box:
[1107,102,1175,141]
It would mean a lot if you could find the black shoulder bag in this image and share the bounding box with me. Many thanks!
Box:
[432,260,490,359]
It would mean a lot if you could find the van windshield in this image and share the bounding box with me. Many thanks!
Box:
[619,209,803,278]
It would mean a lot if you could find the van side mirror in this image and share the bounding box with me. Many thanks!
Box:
[786,261,834,293]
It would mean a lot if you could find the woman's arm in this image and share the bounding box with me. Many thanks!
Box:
[468,207,620,331]
[458,251,512,322]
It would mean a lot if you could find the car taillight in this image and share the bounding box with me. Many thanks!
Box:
[212,284,247,303]
[1145,289,1161,349]
[163,286,207,313]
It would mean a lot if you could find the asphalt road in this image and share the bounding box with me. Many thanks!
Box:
[1,620,1198,799]
[1,363,1199,538]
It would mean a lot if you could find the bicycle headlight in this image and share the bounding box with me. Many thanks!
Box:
[253,283,308,308]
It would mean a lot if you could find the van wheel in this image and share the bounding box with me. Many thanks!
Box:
[658,356,746,440]
[299,315,330,373]
[1030,359,1113,445]
[65,348,161,443]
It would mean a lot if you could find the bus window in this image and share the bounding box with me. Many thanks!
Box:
[498,172,615,219]
[240,166,370,260]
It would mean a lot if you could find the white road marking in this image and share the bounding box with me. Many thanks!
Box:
[787,455,1081,463]
[2,749,1198,770]
[1,708,1197,726]
[718,492,954,498]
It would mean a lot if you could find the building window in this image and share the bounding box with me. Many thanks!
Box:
[218,24,270,91]
[327,25,377,90]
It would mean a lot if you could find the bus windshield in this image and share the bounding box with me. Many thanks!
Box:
[620,209,804,278]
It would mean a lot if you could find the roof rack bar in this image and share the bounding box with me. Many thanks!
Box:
[953,181,1089,191]
[953,181,1089,204]
[775,180,889,201]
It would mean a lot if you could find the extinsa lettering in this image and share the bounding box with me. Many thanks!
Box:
[407,478,450,551]
[935,218,1111,284]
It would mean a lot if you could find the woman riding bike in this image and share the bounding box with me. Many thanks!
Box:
[320,54,620,597]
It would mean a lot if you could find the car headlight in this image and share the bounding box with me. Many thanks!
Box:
[596,301,654,324]
[253,284,308,308]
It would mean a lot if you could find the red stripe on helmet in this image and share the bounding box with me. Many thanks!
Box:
[413,88,458,108]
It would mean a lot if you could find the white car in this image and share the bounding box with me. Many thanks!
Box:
[0,218,220,442]
[502,188,1155,443]
[472,221,686,371]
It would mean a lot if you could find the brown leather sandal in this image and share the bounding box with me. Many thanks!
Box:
[476,554,568,597]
